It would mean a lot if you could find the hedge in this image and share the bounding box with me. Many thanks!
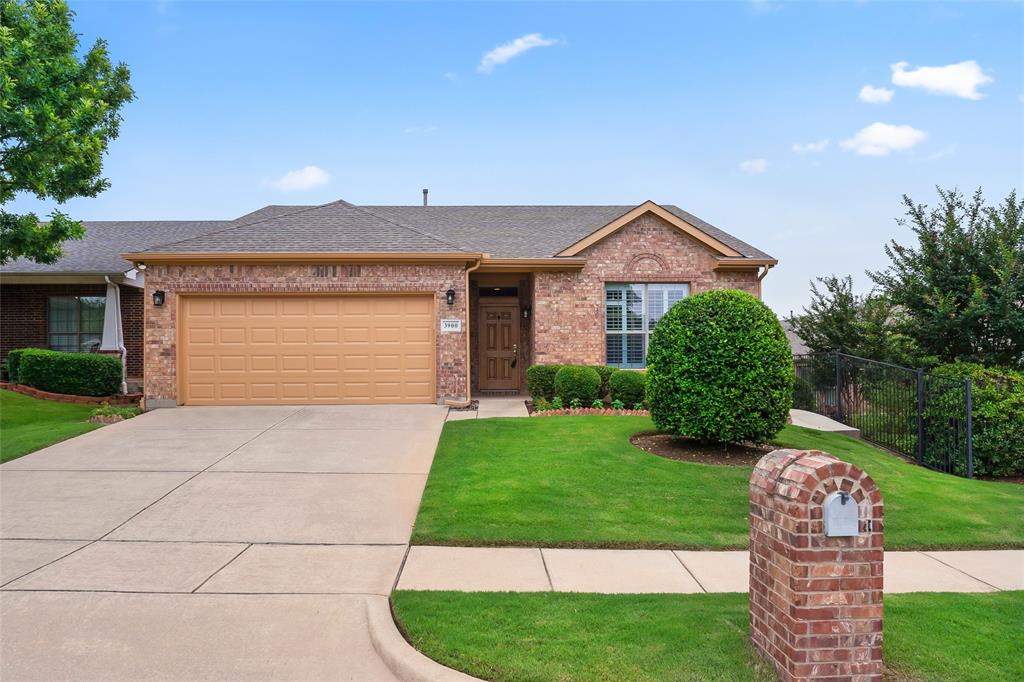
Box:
[646,289,794,445]
[931,362,1024,477]
[5,348,27,383]
[609,370,646,406]
[17,348,122,397]
[553,365,602,404]
[526,364,562,401]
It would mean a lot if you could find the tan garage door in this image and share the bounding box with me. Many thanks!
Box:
[179,295,435,405]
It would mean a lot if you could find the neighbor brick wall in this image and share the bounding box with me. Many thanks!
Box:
[749,449,884,681]
[143,262,469,404]
[532,213,762,366]
[0,283,144,378]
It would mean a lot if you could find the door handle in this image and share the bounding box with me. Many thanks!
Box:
[511,343,518,368]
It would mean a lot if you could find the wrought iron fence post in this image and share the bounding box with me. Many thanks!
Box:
[916,368,925,465]
[965,379,974,479]
[835,351,843,422]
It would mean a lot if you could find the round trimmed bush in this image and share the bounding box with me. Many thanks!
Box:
[553,365,602,404]
[526,364,562,401]
[646,289,793,444]
[609,370,646,406]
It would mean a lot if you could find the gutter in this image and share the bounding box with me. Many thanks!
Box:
[444,256,484,409]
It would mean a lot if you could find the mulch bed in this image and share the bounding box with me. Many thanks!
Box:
[630,431,774,466]
[87,414,126,425]
[0,382,142,406]
[525,401,650,417]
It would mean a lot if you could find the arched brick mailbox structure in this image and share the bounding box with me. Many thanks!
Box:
[749,449,884,681]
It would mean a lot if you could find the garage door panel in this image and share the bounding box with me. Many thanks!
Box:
[181,295,435,405]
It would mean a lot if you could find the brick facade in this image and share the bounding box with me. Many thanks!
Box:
[0,283,144,379]
[142,262,469,404]
[532,213,762,366]
[749,449,884,682]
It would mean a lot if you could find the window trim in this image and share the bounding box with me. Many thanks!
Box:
[47,295,105,353]
[604,282,690,368]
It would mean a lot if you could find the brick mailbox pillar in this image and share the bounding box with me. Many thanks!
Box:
[749,449,884,681]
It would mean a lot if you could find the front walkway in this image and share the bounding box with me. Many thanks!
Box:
[0,404,449,681]
[446,396,529,420]
[397,546,1024,594]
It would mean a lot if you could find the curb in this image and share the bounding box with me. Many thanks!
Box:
[365,596,482,682]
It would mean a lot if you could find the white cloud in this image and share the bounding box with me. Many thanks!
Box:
[478,33,559,74]
[739,159,768,174]
[859,85,894,104]
[792,139,829,154]
[925,144,957,161]
[890,60,993,100]
[265,165,330,192]
[840,123,927,156]
[403,126,439,134]
[443,72,457,81]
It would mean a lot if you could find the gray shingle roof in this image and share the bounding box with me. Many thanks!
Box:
[0,220,233,274]
[144,201,466,253]
[1,200,772,274]
[361,205,773,259]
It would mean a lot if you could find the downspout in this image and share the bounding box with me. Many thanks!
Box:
[444,256,483,408]
[757,263,774,282]
[104,276,128,394]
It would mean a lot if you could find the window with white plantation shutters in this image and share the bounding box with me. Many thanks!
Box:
[604,283,690,368]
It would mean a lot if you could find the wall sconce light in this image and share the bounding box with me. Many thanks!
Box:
[445,288,456,305]
[152,290,166,307]
[522,305,531,320]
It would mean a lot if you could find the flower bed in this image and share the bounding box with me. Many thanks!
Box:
[0,382,141,406]
[528,404,650,417]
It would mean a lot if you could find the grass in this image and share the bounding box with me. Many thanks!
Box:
[411,416,1024,550]
[392,591,1024,682]
[0,389,101,463]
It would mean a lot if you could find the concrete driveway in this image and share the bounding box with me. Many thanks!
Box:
[0,404,448,681]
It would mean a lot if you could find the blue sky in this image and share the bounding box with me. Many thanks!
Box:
[10,1,1024,314]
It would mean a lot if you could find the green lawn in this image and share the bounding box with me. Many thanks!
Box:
[0,389,101,463]
[412,416,1024,550]
[392,591,1024,682]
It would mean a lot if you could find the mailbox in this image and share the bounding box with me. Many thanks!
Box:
[823,490,859,537]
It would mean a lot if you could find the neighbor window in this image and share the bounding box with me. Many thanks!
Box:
[48,296,105,352]
[604,283,690,368]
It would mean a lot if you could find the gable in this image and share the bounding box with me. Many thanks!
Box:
[557,201,742,258]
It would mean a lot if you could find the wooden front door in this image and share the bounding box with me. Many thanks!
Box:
[478,302,520,391]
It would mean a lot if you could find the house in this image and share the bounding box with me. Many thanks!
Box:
[0,199,776,407]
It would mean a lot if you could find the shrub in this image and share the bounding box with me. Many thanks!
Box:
[594,366,619,397]
[647,289,794,444]
[551,397,563,410]
[5,348,28,383]
[609,370,646,406]
[611,399,625,410]
[931,362,1024,477]
[526,364,562,401]
[90,402,141,420]
[590,399,604,409]
[793,375,816,411]
[17,349,122,397]
[533,397,551,412]
[553,365,601,405]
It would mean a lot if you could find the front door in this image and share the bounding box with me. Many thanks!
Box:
[478,302,520,391]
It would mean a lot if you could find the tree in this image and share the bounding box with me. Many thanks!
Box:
[869,188,1024,369]
[1,0,134,264]
[787,275,923,367]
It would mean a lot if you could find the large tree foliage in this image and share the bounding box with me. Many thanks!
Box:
[869,188,1023,369]
[787,275,923,367]
[0,0,133,264]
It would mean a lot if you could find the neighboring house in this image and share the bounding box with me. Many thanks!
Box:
[783,320,810,356]
[0,199,776,407]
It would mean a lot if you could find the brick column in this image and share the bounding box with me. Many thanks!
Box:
[749,449,884,681]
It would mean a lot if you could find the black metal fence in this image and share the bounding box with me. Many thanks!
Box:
[793,352,974,478]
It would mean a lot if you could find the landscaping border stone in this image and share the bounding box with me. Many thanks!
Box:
[0,382,141,406]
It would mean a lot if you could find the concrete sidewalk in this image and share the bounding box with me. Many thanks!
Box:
[446,396,529,420]
[397,546,1024,594]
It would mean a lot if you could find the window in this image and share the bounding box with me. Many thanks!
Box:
[48,296,105,352]
[605,283,689,367]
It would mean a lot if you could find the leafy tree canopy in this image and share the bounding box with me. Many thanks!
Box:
[869,188,1023,369]
[0,0,134,264]
[787,275,924,367]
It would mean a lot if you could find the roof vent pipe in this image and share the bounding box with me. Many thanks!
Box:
[422,188,428,206]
